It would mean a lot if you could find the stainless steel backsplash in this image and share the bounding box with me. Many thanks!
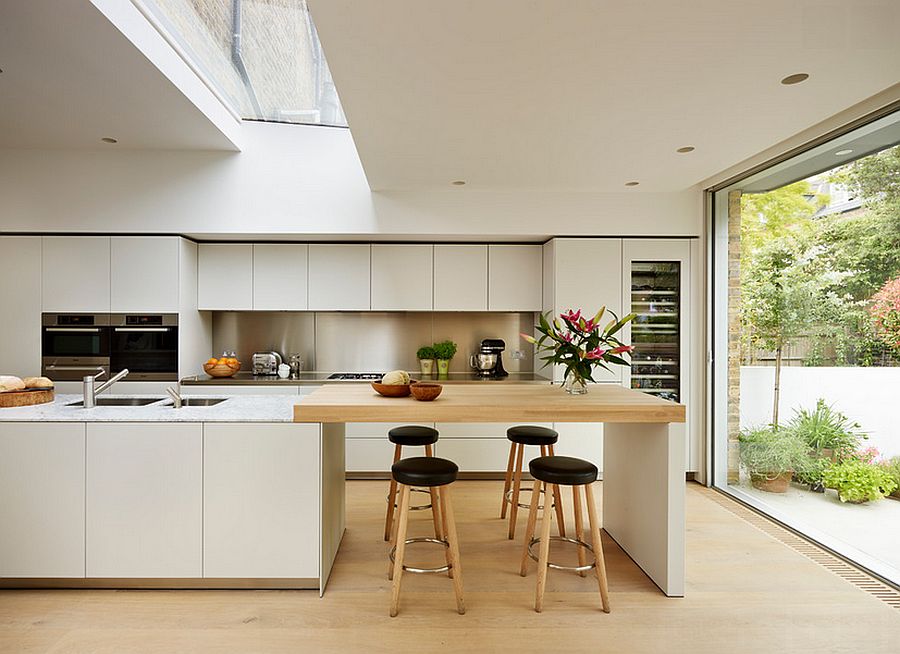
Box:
[212,312,536,373]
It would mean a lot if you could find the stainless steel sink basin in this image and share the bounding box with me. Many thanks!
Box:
[67,397,164,407]
[166,398,229,407]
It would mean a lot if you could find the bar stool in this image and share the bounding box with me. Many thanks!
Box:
[384,425,442,542]
[519,455,610,614]
[388,456,465,617]
[501,425,566,540]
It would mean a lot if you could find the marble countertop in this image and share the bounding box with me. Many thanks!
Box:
[0,394,304,422]
[181,371,551,386]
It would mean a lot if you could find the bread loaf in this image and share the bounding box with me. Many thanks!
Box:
[0,375,26,392]
[23,376,54,389]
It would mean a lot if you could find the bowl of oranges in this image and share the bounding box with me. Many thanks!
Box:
[203,354,241,378]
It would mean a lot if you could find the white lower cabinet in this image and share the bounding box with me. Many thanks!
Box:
[203,423,320,579]
[86,423,202,578]
[434,422,553,473]
[0,423,86,577]
[552,422,604,473]
[346,422,433,473]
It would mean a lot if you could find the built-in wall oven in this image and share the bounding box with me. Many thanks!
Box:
[110,314,178,381]
[42,314,111,381]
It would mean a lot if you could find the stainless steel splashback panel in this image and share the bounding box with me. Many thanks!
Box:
[212,312,535,373]
[212,312,316,369]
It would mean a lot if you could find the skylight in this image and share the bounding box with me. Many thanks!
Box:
[142,0,346,127]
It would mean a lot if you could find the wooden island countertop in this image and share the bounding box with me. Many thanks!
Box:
[293,383,685,424]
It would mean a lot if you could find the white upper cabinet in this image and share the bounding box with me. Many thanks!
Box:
[433,245,488,311]
[42,236,111,312]
[307,244,371,311]
[488,245,543,311]
[253,244,308,310]
[110,237,180,313]
[198,243,253,310]
[371,244,433,310]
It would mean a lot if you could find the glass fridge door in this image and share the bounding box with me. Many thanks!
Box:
[630,262,680,402]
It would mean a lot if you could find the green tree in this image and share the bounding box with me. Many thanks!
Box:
[740,180,823,260]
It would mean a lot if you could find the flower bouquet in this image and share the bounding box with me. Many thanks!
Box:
[521,308,636,394]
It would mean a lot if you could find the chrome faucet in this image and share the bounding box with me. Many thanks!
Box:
[82,368,129,408]
[166,384,183,408]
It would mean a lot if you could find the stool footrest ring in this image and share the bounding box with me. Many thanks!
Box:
[505,486,554,511]
[389,537,452,574]
[527,536,597,572]
[387,487,433,512]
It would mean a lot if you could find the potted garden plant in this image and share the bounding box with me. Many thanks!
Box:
[738,426,811,493]
[787,399,864,490]
[822,459,897,504]
[878,457,900,500]
[432,340,458,377]
[521,307,635,394]
[416,345,437,375]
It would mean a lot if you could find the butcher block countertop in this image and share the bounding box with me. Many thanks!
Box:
[293,383,686,424]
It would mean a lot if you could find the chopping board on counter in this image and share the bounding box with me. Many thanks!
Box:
[0,388,55,408]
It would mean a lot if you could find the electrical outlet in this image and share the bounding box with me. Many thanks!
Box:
[511,349,525,360]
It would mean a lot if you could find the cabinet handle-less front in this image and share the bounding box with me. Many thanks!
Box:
[114,327,171,332]
[45,327,101,333]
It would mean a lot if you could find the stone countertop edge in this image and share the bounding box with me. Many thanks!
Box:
[0,394,305,423]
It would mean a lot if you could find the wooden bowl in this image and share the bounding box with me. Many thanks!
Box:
[371,382,412,397]
[410,382,442,401]
[203,361,241,378]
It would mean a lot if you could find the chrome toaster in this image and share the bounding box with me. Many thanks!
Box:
[251,351,282,376]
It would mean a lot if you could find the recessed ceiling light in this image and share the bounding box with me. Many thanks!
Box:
[780,73,809,85]
[835,149,853,156]
[676,146,695,153]
[451,180,466,186]
[625,181,640,187]
[100,137,118,144]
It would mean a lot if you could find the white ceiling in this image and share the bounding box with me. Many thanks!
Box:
[0,0,236,150]
[309,0,900,192]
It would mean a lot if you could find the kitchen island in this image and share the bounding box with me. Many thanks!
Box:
[295,383,687,597]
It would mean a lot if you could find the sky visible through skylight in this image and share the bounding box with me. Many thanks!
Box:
[144,0,346,127]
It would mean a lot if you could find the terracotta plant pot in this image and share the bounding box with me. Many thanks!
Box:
[750,470,793,493]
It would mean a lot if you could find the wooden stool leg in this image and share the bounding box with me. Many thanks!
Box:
[507,444,525,539]
[534,479,554,613]
[548,445,566,538]
[425,444,444,541]
[584,483,611,613]
[500,441,516,518]
[440,485,466,615]
[389,485,412,617]
[383,444,402,541]
[437,485,454,579]
[519,480,542,576]
[572,485,587,577]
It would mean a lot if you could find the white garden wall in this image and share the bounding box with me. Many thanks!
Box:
[740,366,900,459]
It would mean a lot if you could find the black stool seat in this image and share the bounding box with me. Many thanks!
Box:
[389,425,439,446]
[507,425,558,446]
[529,456,598,486]
[392,457,458,487]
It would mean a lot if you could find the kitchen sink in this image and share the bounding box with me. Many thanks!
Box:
[67,397,165,407]
[166,398,229,407]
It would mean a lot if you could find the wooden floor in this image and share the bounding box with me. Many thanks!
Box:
[1,481,898,653]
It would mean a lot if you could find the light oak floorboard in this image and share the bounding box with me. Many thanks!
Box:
[1,482,898,653]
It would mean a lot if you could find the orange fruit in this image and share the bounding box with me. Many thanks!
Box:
[217,357,228,365]
[226,357,238,365]
[206,357,218,366]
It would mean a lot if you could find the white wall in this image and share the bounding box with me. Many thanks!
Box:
[0,123,702,239]
[740,367,900,459]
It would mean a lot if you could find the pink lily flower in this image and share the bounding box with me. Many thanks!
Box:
[560,332,574,343]
[584,346,607,359]
[520,333,537,344]
[579,318,597,333]
[561,309,581,323]
[610,345,634,354]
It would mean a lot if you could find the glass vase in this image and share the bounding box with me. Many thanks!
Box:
[564,370,588,395]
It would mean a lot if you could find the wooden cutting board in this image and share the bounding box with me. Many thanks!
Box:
[0,388,55,408]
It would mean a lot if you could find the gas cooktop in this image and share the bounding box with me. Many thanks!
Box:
[326,372,385,381]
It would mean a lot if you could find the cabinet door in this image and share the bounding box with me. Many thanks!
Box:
[42,236,111,312]
[0,237,42,377]
[435,439,512,473]
[111,237,180,312]
[86,423,202,578]
[204,424,320,578]
[253,244,308,310]
[0,423,85,577]
[371,244,433,310]
[307,244,370,310]
[552,422,603,473]
[488,245,542,311]
[198,243,253,310]
[433,245,488,311]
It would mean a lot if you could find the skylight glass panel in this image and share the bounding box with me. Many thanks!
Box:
[142,0,346,127]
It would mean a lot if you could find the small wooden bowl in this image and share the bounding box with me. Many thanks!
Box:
[371,382,412,397]
[410,382,442,401]
[203,361,241,378]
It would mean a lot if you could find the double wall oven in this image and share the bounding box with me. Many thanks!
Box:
[42,314,178,382]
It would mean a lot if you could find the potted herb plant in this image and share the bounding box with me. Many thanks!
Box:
[822,459,897,504]
[432,340,457,377]
[416,345,437,375]
[738,426,811,493]
[521,307,635,394]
